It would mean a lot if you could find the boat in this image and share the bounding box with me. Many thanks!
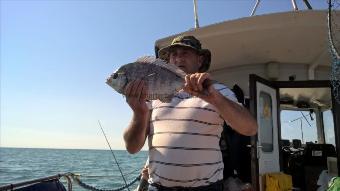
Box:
[155,3,340,191]
[1,1,339,191]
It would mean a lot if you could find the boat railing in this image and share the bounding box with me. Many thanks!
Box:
[0,173,141,191]
[192,0,314,29]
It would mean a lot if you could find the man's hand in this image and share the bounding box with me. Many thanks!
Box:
[124,79,149,115]
[183,73,219,104]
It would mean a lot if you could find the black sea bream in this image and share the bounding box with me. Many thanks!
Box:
[106,56,186,102]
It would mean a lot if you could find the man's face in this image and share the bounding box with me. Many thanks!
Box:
[168,47,203,74]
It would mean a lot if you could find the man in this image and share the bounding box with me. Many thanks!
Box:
[123,35,258,191]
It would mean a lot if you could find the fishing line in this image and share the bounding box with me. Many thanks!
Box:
[98,120,131,191]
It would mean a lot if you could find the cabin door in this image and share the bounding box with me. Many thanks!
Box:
[249,74,280,190]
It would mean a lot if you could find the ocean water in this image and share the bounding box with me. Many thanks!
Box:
[0,147,148,190]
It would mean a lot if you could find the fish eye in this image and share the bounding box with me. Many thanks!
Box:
[112,73,118,79]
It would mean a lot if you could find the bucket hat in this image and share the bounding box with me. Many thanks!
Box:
[158,35,211,72]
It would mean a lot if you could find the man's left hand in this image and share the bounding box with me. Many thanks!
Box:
[183,73,220,104]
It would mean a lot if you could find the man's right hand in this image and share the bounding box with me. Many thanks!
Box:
[124,79,149,114]
[123,79,150,154]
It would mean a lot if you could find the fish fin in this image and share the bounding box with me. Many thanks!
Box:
[136,56,159,64]
[136,56,186,79]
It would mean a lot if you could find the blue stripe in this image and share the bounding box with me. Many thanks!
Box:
[151,118,220,126]
[150,146,220,151]
[150,131,220,139]
[151,168,223,183]
[149,160,222,167]
[153,106,217,113]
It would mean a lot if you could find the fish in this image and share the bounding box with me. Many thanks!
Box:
[106,56,186,102]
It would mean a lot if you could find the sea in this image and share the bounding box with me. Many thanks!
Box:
[0,147,148,191]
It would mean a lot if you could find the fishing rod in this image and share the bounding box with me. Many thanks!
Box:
[98,120,130,191]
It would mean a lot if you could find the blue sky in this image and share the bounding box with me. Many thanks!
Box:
[1,0,329,150]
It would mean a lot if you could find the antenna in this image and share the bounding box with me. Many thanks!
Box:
[291,0,298,11]
[98,120,130,191]
[250,0,261,16]
[300,111,312,127]
[302,0,313,9]
[193,0,200,28]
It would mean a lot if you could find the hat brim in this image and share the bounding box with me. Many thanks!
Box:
[158,43,198,60]
[158,44,211,72]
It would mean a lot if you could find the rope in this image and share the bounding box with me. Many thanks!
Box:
[328,0,340,59]
[69,174,141,191]
[77,168,140,178]
[61,174,73,191]
[328,0,340,104]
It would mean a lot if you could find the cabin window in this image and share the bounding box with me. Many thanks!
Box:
[280,110,317,144]
[323,109,335,146]
[259,91,273,152]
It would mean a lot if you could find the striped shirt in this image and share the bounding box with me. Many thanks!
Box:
[147,83,239,187]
